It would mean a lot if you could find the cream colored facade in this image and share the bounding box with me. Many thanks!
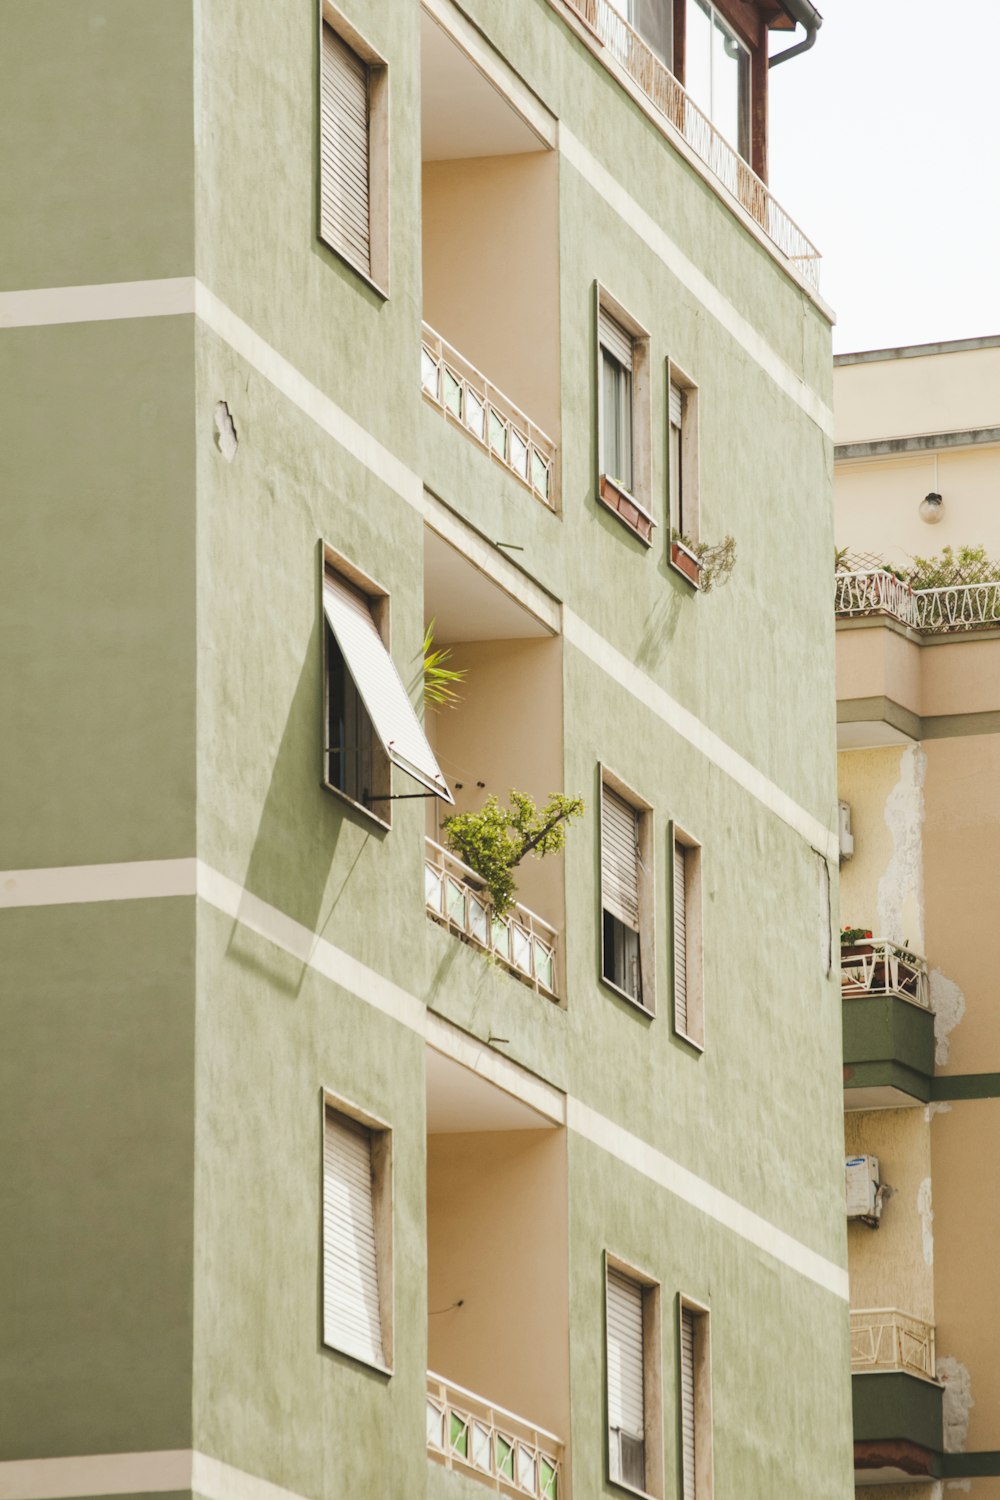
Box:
[835,337,1000,1496]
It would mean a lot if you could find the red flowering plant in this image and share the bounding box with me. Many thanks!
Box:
[841,925,873,946]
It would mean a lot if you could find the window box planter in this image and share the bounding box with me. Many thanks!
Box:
[599,474,654,544]
[670,538,702,586]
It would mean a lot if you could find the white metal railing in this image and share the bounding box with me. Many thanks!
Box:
[560,0,821,288]
[836,570,1000,634]
[840,938,931,1012]
[426,1371,564,1500]
[421,324,556,507]
[425,839,559,998]
[850,1309,937,1382]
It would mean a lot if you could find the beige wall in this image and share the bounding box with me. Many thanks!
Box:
[426,636,565,927]
[426,1128,569,1439]
[835,345,1000,446]
[845,1110,934,1324]
[836,628,922,718]
[422,152,561,437]
[838,745,922,951]
[835,446,1000,569]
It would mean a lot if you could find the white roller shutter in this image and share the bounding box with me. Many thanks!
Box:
[320,24,371,274]
[674,839,688,1033]
[669,381,684,427]
[603,786,641,931]
[323,1110,385,1366]
[680,1307,697,1499]
[323,570,453,803]
[607,1269,645,1440]
[599,307,633,370]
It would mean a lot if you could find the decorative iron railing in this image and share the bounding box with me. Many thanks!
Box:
[835,570,1000,634]
[840,938,931,1012]
[425,839,559,998]
[427,1371,564,1499]
[421,324,556,507]
[558,0,821,288]
[850,1309,937,1382]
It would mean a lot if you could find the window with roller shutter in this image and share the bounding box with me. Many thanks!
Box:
[318,7,388,291]
[323,1100,393,1373]
[606,1258,663,1497]
[672,827,703,1047]
[601,774,655,1013]
[678,1300,712,1499]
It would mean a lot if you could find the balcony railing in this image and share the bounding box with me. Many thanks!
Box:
[840,938,931,1012]
[425,839,559,999]
[421,324,557,508]
[850,1309,937,1382]
[427,1371,564,1500]
[836,569,1000,634]
[559,0,821,289]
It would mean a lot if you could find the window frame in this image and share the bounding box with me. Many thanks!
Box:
[682,0,751,164]
[318,2,390,296]
[667,361,700,587]
[321,1089,394,1376]
[605,1251,664,1500]
[596,284,653,545]
[670,821,704,1050]
[677,1295,713,1500]
[600,766,656,1017]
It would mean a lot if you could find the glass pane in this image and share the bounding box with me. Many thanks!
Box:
[535,941,555,992]
[517,1445,537,1493]
[633,0,673,68]
[425,864,443,911]
[620,367,633,491]
[510,427,529,479]
[601,350,622,481]
[496,1434,514,1481]
[685,0,712,118]
[444,367,463,418]
[446,875,466,925]
[469,893,490,945]
[488,408,508,459]
[427,1399,445,1449]
[465,387,486,441]
[472,1421,492,1471]
[449,1412,469,1458]
[492,915,511,960]
[511,922,532,974]
[712,10,749,157]
[669,421,683,532]
[421,347,439,398]
[531,448,550,499]
[605,0,633,64]
[540,1457,558,1500]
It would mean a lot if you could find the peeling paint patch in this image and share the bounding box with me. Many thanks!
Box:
[938,1355,974,1452]
[214,400,238,461]
[946,1482,972,1495]
[877,745,926,946]
[924,1101,953,1122]
[917,1177,934,1265]
[931,969,966,1065]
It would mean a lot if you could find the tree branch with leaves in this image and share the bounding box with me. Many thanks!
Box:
[443,790,585,919]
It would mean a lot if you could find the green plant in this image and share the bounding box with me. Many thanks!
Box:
[841,925,873,946]
[673,530,737,593]
[443,790,585,918]
[906,544,1000,590]
[422,620,467,709]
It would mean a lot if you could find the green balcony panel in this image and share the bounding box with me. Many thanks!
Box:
[843,996,935,1108]
[853,1372,943,1482]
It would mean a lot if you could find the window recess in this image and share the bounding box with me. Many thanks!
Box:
[606,1257,663,1497]
[601,774,655,1014]
[323,1098,393,1373]
[596,287,652,543]
[679,1298,713,1499]
[319,5,389,292]
[667,366,700,585]
[672,826,703,1048]
[322,555,453,822]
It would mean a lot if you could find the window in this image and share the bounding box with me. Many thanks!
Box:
[668,368,698,541]
[672,827,703,1047]
[679,1299,713,1499]
[601,774,655,1013]
[606,0,674,68]
[319,5,389,291]
[322,547,453,825]
[597,289,653,542]
[323,1097,393,1372]
[606,1258,663,1497]
[684,0,750,162]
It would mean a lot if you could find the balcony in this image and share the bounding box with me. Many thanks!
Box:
[851,1309,943,1485]
[421,325,556,508]
[426,1048,569,1499]
[841,939,935,1109]
[556,0,821,289]
[427,1372,563,1499]
[425,840,558,999]
[836,567,1000,634]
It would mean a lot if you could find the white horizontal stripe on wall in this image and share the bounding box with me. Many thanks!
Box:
[0,858,847,1296]
[0,279,196,329]
[0,1449,192,1500]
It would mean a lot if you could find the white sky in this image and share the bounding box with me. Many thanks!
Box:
[767,0,1000,355]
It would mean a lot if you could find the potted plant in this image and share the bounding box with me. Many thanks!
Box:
[670,530,736,593]
[599,475,654,544]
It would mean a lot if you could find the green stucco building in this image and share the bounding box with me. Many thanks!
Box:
[1,1,852,1497]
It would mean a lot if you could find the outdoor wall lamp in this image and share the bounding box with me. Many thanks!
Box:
[919,491,944,524]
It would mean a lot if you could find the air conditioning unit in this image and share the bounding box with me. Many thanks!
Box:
[846,1155,881,1225]
[838,800,855,861]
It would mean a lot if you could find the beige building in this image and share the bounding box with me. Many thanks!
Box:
[834,335,1000,1495]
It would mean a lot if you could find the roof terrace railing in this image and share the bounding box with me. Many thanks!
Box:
[427,1371,564,1499]
[840,937,931,1012]
[559,0,822,289]
[835,570,1000,634]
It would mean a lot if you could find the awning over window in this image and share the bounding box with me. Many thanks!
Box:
[323,571,454,804]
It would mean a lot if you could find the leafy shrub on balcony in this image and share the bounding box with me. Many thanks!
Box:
[443,790,585,919]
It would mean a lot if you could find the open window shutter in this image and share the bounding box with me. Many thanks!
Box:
[599,307,633,370]
[320,24,371,275]
[674,838,688,1033]
[680,1307,697,1499]
[322,570,453,802]
[608,1269,645,1448]
[323,1110,385,1366]
[669,381,684,428]
[603,786,641,931]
